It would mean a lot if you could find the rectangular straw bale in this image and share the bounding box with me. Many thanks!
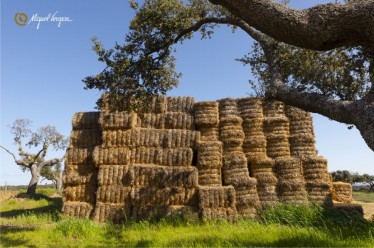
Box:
[99,112,138,130]
[138,113,165,129]
[197,141,223,167]
[62,202,94,218]
[165,112,195,130]
[69,129,102,148]
[199,127,219,141]
[97,165,133,186]
[148,95,167,113]
[285,106,312,120]
[223,170,257,188]
[131,186,197,206]
[262,101,285,116]
[194,113,219,127]
[93,202,130,223]
[65,148,94,165]
[63,163,97,177]
[243,136,267,149]
[223,152,247,170]
[164,130,200,149]
[132,164,198,188]
[289,133,315,145]
[63,184,97,203]
[237,97,262,108]
[200,207,237,222]
[93,147,132,165]
[166,96,195,113]
[96,185,132,204]
[198,186,236,209]
[219,115,243,126]
[72,112,100,130]
[130,147,193,167]
[63,174,95,186]
[197,166,222,186]
[253,172,278,184]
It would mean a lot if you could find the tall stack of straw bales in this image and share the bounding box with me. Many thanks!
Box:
[63,96,337,222]
[63,112,101,218]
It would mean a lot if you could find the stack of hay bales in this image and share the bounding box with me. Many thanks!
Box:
[194,101,223,187]
[92,96,201,222]
[275,157,308,205]
[301,156,333,205]
[285,106,332,205]
[332,182,353,203]
[251,158,279,207]
[237,98,278,207]
[237,98,267,162]
[198,186,237,221]
[263,101,291,159]
[63,112,101,218]
[285,106,317,157]
[219,98,260,218]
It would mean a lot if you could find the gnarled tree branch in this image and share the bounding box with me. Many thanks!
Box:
[209,0,374,50]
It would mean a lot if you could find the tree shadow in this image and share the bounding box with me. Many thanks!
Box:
[0,196,62,218]
[0,225,36,247]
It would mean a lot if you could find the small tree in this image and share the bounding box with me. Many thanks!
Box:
[0,119,68,195]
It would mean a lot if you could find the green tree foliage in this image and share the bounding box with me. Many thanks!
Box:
[0,119,68,195]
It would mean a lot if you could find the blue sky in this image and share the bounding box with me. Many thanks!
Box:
[1,0,373,185]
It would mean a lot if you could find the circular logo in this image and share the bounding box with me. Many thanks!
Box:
[14,12,28,26]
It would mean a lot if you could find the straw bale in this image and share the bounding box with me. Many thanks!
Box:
[149,95,167,113]
[62,202,94,218]
[223,152,247,170]
[194,101,219,109]
[96,185,132,204]
[264,116,289,126]
[93,202,130,223]
[285,106,312,120]
[223,145,243,155]
[289,133,315,144]
[197,166,222,186]
[199,207,237,222]
[275,157,302,170]
[223,169,256,187]
[63,174,95,186]
[164,112,195,130]
[220,115,243,126]
[194,113,219,127]
[69,129,102,148]
[237,97,262,108]
[63,184,97,203]
[303,171,331,181]
[166,96,195,113]
[251,158,275,169]
[267,149,290,159]
[63,163,97,177]
[198,186,236,209]
[138,113,165,129]
[65,148,95,165]
[239,111,264,120]
[72,112,100,130]
[262,101,285,116]
[197,141,223,167]
[164,130,200,149]
[99,112,138,130]
[301,156,327,167]
[129,147,193,167]
[253,172,278,184]
[132,164,198,188]
[277,180,306,191]
[93,147,131,166]
[131,186,197,206]
[243,136,267,148]
[97,165,133,186]
[199,127,219,141]
[218,97,237,106]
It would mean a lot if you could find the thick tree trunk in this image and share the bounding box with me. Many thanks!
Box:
[27,164,41,195]
[55,178,62,192]
[209,0,374,50]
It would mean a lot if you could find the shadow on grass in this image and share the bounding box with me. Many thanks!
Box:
[0,196,62,218]
[0,225,37,247]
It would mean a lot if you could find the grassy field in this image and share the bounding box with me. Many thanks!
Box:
[1,189,374,247]
[353,191,374,203]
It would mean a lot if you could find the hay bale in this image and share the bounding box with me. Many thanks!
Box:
[164,112,195,130]
[199,127,219,141]
[63,163,97,178]
[62,202,94,218]
[197,166,222,186]
[99,112,138,130]
[97,165,133,186]
[132,164,198,188]
[194,101,219,127]
[131,186,197,206]
[263,101,285,117]
[72,112,100,130]
[166,96,195,113]
[285,106,312,120]
[65,148,94,165]
[96,185,132,204]
[138,113,165,129]
[69,129,102,148]
[198,186,236,209]
[93,147,132,166]
[197,141,223,167]
[220,115,243,126]
[93,202,130,223]
[332,182,353,203]
[251,158,275,174]
[63,184,97,203]
[63,174,95,186]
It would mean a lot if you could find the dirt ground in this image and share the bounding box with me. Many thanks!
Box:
[357,201,374,220]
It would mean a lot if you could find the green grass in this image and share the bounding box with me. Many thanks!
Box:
[1,191,374,247]
[353,191,374,203]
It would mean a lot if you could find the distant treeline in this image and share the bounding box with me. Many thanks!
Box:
[0,184,55,191]
[331,171,374,184]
